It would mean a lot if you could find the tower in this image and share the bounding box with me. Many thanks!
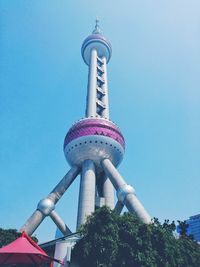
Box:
[21,21,151,239]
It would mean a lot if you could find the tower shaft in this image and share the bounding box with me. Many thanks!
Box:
[77,160,96,228]
[86,50,109,118]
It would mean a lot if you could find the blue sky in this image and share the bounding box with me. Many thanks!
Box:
[0,1,200,242]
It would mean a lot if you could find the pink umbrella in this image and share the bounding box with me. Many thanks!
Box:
[0,231,63,266]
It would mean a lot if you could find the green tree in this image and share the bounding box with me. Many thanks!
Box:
[73,207,200,267]
[74,206,119,267]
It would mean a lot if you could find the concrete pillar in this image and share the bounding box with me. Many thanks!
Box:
[48,166,80,204]
[77,160,96,229]
[124,193,152,224]
[20,166,80,235]
[53,236,80,267]
[53,242,68,267]
[20,210,45,235]
[101,159,151,224]
[101,57,109,119]
[114,200,124,215]
[50,210,71,236]
[102,175,115,209]
[101,159,125,189]
[86,49,97,117]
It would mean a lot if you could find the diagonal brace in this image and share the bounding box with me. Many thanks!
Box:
[101,158,151,224]
[20,165,80,235]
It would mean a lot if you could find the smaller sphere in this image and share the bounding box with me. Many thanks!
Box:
[37,198,55,216]
[81,34,112,65]
[117,184,135,203]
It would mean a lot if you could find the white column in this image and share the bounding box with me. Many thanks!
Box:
[48,166,80,204]
[77,160,96,229]
[101,159,125,189]
[53,242,68,267]
[50,210,71,236]
[86,49,97,117]
[102,175,115,209]
[101,57,109,119]
[20,210,45,235]
[101,159,151,224]
[114,200,124,215]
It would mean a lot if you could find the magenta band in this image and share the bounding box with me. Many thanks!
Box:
[64,119,125,149]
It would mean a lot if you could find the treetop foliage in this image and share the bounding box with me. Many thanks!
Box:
[73,206,200,267]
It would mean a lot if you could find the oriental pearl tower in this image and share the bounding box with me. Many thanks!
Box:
[21,21,151,237]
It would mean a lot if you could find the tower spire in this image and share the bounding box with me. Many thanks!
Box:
[92,18,101,34]
[82,22,112,118]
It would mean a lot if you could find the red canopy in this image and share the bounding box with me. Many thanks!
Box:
[0,231,63,266]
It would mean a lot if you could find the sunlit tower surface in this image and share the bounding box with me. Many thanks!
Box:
[21,21,151,243]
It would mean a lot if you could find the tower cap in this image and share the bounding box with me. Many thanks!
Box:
[81,20,112,65]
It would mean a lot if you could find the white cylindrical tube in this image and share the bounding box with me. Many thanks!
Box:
[48,165,80,204]
[86,49,97,117]
[50,210,71,236]
[114,200,124,215]
[20,166,80,235]
[20,210,45,235]
[102,175,115,209]
[53,241,68,267]
[125,193,151,224]
[101,158,151,224]
[76,160,96,229]
[101,57,109,119]
[101,158,126,189]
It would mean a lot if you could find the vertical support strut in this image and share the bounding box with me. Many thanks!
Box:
[101,57,109,119]
[102,175,115,209]
[77,160,96,229]
[86,49,97,117]
[101,159,151,224]
[20,210,46,236]
[114,200,124,215]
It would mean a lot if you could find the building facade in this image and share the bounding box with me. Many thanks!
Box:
[186,214,200,242]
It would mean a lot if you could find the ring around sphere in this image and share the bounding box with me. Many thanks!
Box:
[81,34,112,65]
[37,198,55,216]
[117,184,135,203]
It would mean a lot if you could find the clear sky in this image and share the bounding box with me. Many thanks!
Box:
[0,1,200,243]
